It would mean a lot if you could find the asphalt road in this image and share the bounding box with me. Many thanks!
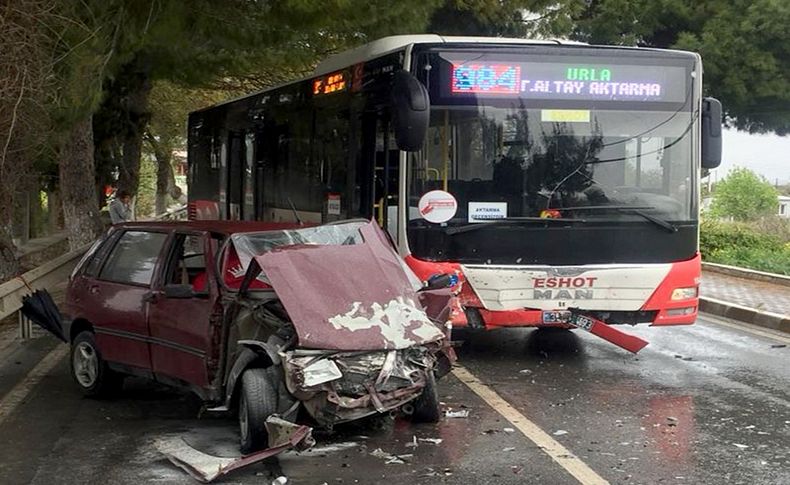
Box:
[0,315,788,485]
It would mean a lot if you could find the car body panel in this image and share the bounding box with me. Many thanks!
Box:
[252,222,444,351]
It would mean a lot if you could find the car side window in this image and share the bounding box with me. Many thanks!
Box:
[164,234,207,289]
[82,232,119,278]
[99,231,169,286]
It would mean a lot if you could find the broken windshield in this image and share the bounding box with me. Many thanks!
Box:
[227,221,368,286]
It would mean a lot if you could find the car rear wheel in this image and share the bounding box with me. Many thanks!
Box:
[239,367,278,454]
[411,370,441,423]
[70,331,123,398]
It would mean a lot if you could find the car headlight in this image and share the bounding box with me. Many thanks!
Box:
[671,287,698,300]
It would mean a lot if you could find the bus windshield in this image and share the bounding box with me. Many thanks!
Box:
[406,48,698,264]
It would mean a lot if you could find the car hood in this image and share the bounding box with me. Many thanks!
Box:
[251,222,445,351]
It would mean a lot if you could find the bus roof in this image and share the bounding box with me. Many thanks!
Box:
[313,35,579,76]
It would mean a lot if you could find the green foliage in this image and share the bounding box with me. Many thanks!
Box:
[700,219,790,275]
[709,168,778,221]
[134,154,157,217]
[708,247,790,276]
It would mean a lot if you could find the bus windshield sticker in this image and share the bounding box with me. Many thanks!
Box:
[327,193,341,215]
[468,202,507,223]
[541,109,590,123]
[418,190,458,224]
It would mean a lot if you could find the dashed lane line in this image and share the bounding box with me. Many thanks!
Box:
[452,365,609,485]
[700,313,790,344]
[0,345,68,427]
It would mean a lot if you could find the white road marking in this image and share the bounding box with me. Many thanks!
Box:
[0,345,68,427]
[452,365,609,485]
[700,313,790,344]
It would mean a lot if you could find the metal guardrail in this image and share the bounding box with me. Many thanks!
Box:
[152,205,187,221]
[0,206,188,340]
[0,244,91,338]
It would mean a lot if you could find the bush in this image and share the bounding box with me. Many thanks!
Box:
[708,246,790,276]
[699,220,782,255]
[700,219,790,275]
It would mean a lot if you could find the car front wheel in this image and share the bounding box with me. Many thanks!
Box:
[411,370,441,423]
[239,368,278,454]
[70,331,123,398]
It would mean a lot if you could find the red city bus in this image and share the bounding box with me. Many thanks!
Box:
[186,35,723,352]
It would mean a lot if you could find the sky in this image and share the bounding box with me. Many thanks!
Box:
[709,129,790,186]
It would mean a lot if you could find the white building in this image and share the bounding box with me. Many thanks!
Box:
[779,195,790,218]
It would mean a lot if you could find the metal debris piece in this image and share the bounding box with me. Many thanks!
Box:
[445,409,469,418]
[156,419,313,483]
[553,430,568,436]
[733,443,749,449]
[272,477,288,485]
[405,436,419,448]
[503,427,515,433]
[502,447,516,452]
[418,438,443,445]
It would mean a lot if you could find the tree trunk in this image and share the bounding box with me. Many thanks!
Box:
[116,70,152,197]
[0,188,19,281]
[47,189,64,233]
[148,133,175,215]
[59,116,103,250]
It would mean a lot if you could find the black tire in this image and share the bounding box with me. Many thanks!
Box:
[411,370,441,423]
[238,368,278,454]
[70,331,123,398]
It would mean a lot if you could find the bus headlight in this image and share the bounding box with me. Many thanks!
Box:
[671,287,698,300]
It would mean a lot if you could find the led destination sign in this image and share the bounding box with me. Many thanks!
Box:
[450,61,687,102]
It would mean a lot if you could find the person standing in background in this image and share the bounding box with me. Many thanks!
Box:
[109,190,134,224]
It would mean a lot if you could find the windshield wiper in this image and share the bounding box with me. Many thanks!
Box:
[551,205,678,233]
[445,216,587,236]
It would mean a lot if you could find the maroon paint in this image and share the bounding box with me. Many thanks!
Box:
[148,233,217,388]
[255,222,440,351]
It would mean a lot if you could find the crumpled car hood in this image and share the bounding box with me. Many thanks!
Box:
[253,222,444,351]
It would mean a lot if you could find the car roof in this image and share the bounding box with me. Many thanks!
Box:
[113,220,305,236]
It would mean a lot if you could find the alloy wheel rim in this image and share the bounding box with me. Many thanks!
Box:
[73,342,98,387]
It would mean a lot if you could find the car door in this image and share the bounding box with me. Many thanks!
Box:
[89,229,170,371]
[147,231,220,389]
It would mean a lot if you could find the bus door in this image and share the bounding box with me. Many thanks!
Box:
[227,132,244,220]
[370,114,400,238]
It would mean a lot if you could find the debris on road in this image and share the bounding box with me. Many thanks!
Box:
[733,443,749,450]
[553,430,568,436]
[370,448,413,464]
[419,438,443,445]
[445,409,469,418]
[156,417,314,483]
[503,427,515,433]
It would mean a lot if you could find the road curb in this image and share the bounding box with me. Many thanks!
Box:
[702,262,790,288]
[699,296,790,334]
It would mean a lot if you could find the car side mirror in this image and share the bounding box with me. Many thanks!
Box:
[422,273,457,291]
[701,97,722,169]
[164,284,206,299]
[391,70,430,152]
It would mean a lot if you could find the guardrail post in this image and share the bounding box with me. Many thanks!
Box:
[18,311,33,339]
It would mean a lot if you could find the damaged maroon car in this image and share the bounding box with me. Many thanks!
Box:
[61,219,454,452]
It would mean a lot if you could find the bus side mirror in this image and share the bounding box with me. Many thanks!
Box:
[391,71,430,152]
[701,97,722,169]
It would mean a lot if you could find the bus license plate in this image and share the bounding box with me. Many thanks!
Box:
[542,311,571,323]
[569,314,595,331]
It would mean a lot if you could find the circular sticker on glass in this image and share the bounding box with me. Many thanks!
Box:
[418,190,458,224]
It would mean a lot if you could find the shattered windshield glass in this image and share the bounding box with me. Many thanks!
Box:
[229,221,368,282]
